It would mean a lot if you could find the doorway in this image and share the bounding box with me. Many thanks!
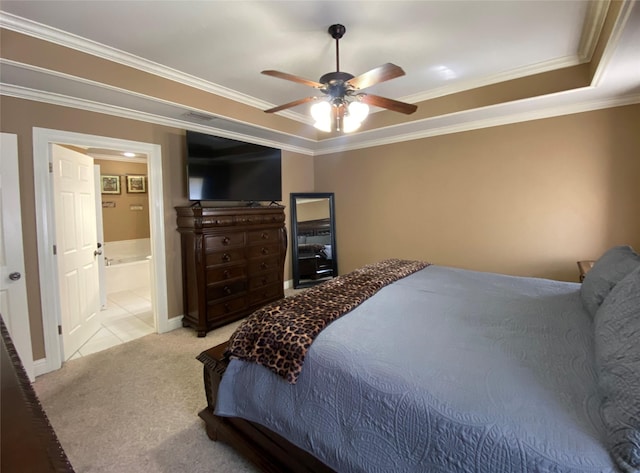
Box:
[32,128,171,376]
[72,149,156,359]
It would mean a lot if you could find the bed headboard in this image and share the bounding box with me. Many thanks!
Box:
[297,218,331,237]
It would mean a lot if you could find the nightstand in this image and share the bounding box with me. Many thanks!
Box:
[577,260,595,282]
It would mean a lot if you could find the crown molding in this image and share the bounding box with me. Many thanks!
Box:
[578,0,611,61]
[314,92,640,155]
[400,55,583,104]
[0,82,316,156]
[3,76,638,158]
[0,11,308,124]
[1,8,609,124]
[591,0,637,86]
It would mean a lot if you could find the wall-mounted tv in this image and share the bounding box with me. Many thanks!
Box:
[186,130,282,202]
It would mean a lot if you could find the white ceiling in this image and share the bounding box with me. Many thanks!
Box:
[1,1,639,154]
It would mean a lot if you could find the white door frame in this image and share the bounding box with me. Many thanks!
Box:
[32,128,171,375]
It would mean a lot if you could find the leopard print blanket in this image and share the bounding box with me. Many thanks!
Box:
[226,259,430,383]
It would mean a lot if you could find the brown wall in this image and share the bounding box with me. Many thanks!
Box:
[0,96,313,359]
[95,159,150,242]
[297,199,330,222]
[315,104,640,282]
[2,94,639,361]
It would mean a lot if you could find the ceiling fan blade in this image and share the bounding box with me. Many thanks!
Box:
[264,96,318,113]
[261,70,324,88]
[360,94,418,115]
[347,63,406,90]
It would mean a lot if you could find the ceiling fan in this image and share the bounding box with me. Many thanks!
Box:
[262,24,418,132]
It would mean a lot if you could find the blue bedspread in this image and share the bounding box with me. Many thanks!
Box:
[215,265,618,473]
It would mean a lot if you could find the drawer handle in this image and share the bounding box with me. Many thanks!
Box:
[222,236,230,245]
[261,247,269,255]
[223,270,230,279]
[261,232,269,240]
[223,286,232,295]
[262,278,268,285]
[260,262,267,270]
[224,303,230,312]
[222,253,231,263]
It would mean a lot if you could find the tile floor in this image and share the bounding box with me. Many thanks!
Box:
[68,287,155,360]
[68,285,306,360]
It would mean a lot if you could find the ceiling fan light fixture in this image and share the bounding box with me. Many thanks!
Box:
[348,100,369,123]
[311,98,369,133]
[311,101,333,132]
[263,23,417,132]
[342,115,362,133]
[311,100,331,122]
[314,120,332,133]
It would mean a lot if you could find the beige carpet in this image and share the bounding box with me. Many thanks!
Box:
[33,322,261,473]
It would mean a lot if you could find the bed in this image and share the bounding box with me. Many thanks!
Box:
[197,247,640,473]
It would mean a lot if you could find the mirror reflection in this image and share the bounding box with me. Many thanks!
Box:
[291,193,338,288]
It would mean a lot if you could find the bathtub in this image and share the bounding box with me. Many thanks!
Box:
[103,239,151,295]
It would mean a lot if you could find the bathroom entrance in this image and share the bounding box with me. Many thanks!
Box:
[32,127,170,376]
[84,153,156,358]
[52,144,156,360]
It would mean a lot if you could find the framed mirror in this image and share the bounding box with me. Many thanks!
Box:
[290,193,338,288]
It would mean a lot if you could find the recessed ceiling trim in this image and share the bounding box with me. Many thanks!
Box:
[0,82,316,156]
[1,10,609,127]
[0,58,317,152]
[0,12,282,114]
[400,55,583,104]
[3,79,638,158]
[313,92,640,155]
[578,0,611,61]
[591,0,637,86]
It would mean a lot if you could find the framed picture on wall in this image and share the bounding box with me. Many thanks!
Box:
[126,175,146,193]
[101,175,121,194]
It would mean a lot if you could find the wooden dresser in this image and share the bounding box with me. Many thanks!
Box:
[176,205,287,336]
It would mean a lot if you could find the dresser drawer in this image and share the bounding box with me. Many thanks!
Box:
[248,255,280,273]
[247,228,280,243]
[249,271,280,290]
[205,248,246,266]
[207,296,247,320]
[207,265,247,283]
[249,283,282,305]
[247,242,279,259]
[204,232,245,250]
[206,280,247,300]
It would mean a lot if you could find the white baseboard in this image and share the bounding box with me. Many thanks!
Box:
[165,316,184,332]
[33,357,49,379]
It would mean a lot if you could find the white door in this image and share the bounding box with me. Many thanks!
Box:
[52,144,101,360]
[0,133,33,380]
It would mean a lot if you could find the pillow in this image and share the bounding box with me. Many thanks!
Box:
[581,246,640,317]
[594,266,640,472]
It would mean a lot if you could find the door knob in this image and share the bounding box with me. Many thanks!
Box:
[9,272,21,281]
[94,250,103,257]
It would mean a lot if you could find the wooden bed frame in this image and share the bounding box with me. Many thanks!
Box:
[1,317,75,473]
[197,342,335,473]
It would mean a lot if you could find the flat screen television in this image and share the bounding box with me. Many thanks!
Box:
[186,130,282,202]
